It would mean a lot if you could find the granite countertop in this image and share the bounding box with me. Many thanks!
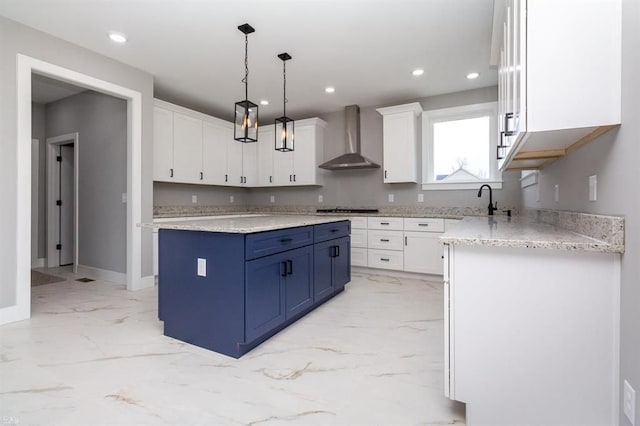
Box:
[141,215,349,234]
[440,216,624,253]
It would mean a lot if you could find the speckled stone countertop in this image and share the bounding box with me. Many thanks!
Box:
[441,215,624,253]
[141,215,349,234]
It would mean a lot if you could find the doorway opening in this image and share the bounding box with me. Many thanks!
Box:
[46,133,79,271]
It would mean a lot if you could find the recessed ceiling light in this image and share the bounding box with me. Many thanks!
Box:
[260,100,269,106]
[466,72,480,80]
[108,32,127,43]
[412,69,424,76]
[325,87,335,94]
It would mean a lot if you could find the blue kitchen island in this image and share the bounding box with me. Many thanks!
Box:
[145,215,351,358]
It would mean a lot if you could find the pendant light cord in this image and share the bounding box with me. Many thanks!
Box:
[242,33,249,100]
[283,60,287,117]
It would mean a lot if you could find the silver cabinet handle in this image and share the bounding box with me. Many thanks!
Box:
[418,223,429,227]
[380,258,390,262]
[380,239,390,242]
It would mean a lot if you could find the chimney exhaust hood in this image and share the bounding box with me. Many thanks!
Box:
[319,105,380,170]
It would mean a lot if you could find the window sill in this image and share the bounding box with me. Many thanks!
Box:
[421,180,503,191]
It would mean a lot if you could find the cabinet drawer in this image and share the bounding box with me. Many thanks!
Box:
[368,249,404,271]
[314,221,350,243]
[404,217,445,232]
[351,229,367,248]
[351,247,367,267]
[245,226,314,260]
[368,230,403,251]
[367,217,403,230]
[349,216,368,229]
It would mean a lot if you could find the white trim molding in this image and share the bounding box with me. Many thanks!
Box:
[77,265,126,285]
[2,54,147,326]
[520,170,539,188]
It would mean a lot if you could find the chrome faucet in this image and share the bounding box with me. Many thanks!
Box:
[477,184,497,216]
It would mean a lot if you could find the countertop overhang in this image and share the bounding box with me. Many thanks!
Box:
[440,216,624,253]
[140,214,349,234]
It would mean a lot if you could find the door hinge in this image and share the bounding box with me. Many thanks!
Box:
[56,244,62,250]
[56,200,62,206]
[56,155,62,162]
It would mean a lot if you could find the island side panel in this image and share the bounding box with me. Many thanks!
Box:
[159,229,245,357]
[451,244,619,426]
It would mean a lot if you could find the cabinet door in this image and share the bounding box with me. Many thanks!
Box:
[292,124,316,185]
[245,253,286,342]
[284,246,314,319]
[242,142,258,186]
[313,239,335,303]
[273,148,294,186]
[172,112,203,183]
[226,139,244,186]
[153,106,174,181]
[382,112,417,183]
[332,237,351,292]
[202,120,231,185]
[403,231,444,275]
[257,125,275,186]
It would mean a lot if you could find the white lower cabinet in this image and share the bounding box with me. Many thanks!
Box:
[367,249,403,271]
[350,217,368,267]
[403,231,443,274]
[444,243,620,425]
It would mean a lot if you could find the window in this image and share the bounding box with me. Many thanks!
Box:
[422,102,501,190]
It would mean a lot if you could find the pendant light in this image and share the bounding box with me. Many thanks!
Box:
[234,23,258,143]
[275,52,294,152]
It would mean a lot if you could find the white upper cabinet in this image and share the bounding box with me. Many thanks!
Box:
[202,118,232,186]
[257,125,275,186]
[376,102,423,183]
[493,0,621,170]
[273,118,326,186]
[152,99,325,187]
[172,112,203,184]
[153,105,174,182]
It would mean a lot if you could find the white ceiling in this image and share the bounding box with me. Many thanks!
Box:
[1,0,497,122]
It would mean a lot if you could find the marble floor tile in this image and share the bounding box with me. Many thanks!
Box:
[1,268,465,425]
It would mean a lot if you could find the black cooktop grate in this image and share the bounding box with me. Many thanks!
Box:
[316,208,379,214]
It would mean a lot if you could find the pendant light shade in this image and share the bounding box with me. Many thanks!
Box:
[234,23,258,143]
[275,53,294,152]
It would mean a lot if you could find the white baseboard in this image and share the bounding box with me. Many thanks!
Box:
[77,264,126,284]
[352,266,443,281]
[31,258,45,268]
[131,275,155,291]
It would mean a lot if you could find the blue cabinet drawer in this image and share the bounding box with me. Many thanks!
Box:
[314,221,350,243]
[245,226,314,260]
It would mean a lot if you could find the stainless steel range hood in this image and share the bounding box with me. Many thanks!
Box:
[319,105,381,170]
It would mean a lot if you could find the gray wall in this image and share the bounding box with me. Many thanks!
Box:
[155,87,521,210]
[0,16,154,308]
[522,0,639,423]
[154,182,249,207]
[32,102,46,259]
[46,91,128,274]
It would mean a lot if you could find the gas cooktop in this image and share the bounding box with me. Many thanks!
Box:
[316,208,379,214]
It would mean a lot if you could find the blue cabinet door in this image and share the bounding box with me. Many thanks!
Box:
[284,245,314,320]
[333,236,351,292]
[245,253,287,342]
[313,239,335,303]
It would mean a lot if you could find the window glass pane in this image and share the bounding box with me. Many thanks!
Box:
[433,116,490,181]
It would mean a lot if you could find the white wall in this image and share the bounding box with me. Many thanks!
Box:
[522,0,639,423]
[0,16,154,309]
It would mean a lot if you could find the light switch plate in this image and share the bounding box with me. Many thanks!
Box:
[191,195,197,204]
[418,193,424,203]
[197,258,206,277]
[270,195,275,203]
[318,195,323,203]
[554,184,560,202]
[229,195,234,203]
[121,193,127,204]
[589,175,597,201]
[388,194,394,203]
[624,379,636,425]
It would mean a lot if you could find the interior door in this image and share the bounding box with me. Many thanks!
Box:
[59,144,75,266]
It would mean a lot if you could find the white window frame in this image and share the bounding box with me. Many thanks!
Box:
[421,102,502,190]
